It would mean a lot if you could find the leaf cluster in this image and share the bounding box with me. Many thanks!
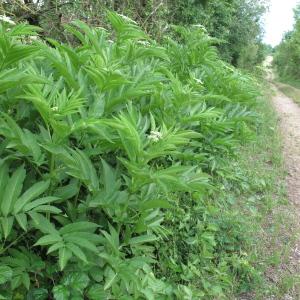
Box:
[0,13,260,299]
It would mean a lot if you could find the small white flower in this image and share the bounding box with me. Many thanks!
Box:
[137,40,150,46]
[194,78,203,85]
[0,15,15,25]
[29,35,38,41]
[51,106,59,112]
[117,13,137,24]
[192,24,207,32]
[148,130,163,142]
[95,26,106,31]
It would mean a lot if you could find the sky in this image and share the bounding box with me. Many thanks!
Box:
[263,0,299,46]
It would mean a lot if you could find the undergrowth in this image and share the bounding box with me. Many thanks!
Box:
[237,85,299,299]
[0,12,288,299]
[276,81,300,105]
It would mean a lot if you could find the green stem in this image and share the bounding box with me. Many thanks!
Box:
[0,232,28,255]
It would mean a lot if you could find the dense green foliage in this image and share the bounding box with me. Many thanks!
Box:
[2,0,267,69]
[0,12,267,299]
[274,3,300,83]
[0,12,275,299]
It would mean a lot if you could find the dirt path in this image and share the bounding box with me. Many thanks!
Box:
[270,83,300,298]
[272,85,300,206]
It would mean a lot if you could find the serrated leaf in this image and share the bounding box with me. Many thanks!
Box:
[32,205,61,214]
[54,180,79,200]
[0,265,12,284]
[101,159,116,193]
[104,272,117,291]
[53,285,70,300]
[15,213,27,231]
[14,180,50,214]
[128,234,158,245]
[66,243,87,263]
[141,199,173,210]
[63,149,99,192]
[59,221,98,235]
[63,272,90,291]
[23,196,60,212]
[63,234,98,253]
[87,284,106,300]
[1,216,14,239]
[11,275,22,290]
[0,162,8,207]
[35,234,62,246]
[47,242,64,254]
[29,212,58,234]
[1,165,26,216]
[58,247,72,270]
[27,288,48,300]
[22,272,30,290]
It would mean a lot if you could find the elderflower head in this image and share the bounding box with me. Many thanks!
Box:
[137,40,150,46]
[194,78,203,85]
[117,13,137,24]
[29,35,38,41]
[148,130,163,142]
[0,15,15,25]
[192,24,207,32]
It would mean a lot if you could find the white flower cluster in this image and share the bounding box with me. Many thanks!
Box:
[148,130,163,142]
[117,13,137,24]
[0,15,15,25]
[192,24,207,32]
[194,78,203,85]
[137,40,150,46]
[29,35,38,41]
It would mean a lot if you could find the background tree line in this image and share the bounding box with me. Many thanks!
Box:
[1,0,268,69]
[273,3,300,85]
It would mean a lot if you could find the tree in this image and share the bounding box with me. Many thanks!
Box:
[274,3,300,81]
[1,0,268,68]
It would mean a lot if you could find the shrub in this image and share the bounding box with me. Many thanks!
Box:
[0,12,260,299]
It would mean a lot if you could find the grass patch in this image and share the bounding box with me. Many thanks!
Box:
[278,76,300,90]
[276,81,300,104]
[227,85,299,299]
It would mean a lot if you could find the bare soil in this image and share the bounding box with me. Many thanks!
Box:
[268,83,300,299]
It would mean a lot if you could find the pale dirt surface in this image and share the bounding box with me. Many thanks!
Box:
[272,85,300,210]
[249,74,300,300]
[263,58,300,299]
[239,61,300,299]
[268,84,300,299]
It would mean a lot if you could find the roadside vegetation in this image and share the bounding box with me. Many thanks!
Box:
[276,82,300,104]
[274,3,300,88]
[0,1,295,300]
[2,0,268,70]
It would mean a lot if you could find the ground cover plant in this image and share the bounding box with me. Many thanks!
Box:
[0,12,279,299]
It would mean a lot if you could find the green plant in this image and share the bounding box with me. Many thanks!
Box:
[274,3,300,83]
[0,12,270,299]
[2,0,268,68]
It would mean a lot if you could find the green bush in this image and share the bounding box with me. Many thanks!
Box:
[0,12,261,299]
[274,4,300,84]
[2,0,267,68]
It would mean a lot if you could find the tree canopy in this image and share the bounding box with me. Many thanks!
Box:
[1,0,268,69]
[274,3,300,82]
